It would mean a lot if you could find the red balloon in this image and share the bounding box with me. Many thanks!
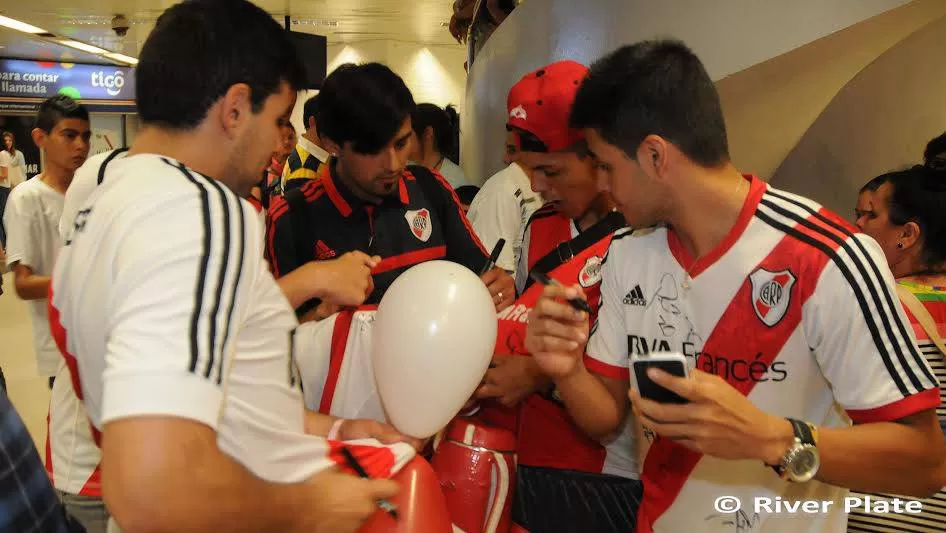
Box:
[359,456,453,533]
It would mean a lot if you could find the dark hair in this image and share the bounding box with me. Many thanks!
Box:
[303,94,320,131]
[444,105,460,163]
[316,63,415,154]
[864,165,946,266]
[2,131,14,154]
[412,103,460,163]
[454,185,480,205]
[136,0,306,129]
[924,132,946,168]
[860,175,887,194]
[512,127,589,157]
[570,39,729,167]
[35,95,89,133]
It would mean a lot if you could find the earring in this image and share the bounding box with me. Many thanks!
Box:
[897,242,904,249]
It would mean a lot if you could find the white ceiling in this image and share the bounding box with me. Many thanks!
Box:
[0,0,458,64]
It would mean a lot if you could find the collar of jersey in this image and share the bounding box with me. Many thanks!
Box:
[324,159,411,217]
[298,136,329,163]
[667,174,767,279]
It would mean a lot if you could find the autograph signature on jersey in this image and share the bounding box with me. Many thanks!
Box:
[705,510,762,533]
[646,273,704,349]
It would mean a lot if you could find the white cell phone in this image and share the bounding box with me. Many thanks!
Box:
[631,352,690,404]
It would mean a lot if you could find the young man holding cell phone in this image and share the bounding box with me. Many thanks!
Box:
[525,40,946,533]
[473,60,640,533]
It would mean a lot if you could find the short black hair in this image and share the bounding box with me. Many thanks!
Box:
[35,95,89,133]
[303,94,320,131]
[570,39,729,167]
[411,103,459,162]
[924,132,946,168]
[136,0,306,129]
[316,63,415,154]
[868,165,946,266]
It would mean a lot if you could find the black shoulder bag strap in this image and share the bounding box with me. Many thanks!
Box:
[522,211,627,293]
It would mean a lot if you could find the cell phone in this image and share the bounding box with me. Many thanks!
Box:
[631,353,690,404]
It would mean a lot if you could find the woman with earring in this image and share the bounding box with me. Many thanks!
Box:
[408,103,470,189]
[850,164,946,533]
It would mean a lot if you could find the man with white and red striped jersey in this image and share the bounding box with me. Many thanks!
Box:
[49,2,422,532]
[462,61,641,533]
[525,40,946,533]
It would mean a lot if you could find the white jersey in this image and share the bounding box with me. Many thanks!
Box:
[586,176,939,533]
[467,163,540,274]
[3,175,65,376]
[50,152,413,484]
[294,309,387,421]
[47,151,126,497]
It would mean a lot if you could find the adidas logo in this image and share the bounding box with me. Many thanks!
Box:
[314,240,336,260]
[623,285,646,306]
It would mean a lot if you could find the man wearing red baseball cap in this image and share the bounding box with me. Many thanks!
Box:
[474,60,640,533]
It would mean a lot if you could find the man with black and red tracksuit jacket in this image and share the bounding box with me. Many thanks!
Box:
[266,62,515,320]
[471,60,642,533]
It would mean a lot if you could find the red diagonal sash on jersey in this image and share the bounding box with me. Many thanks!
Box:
[635,222,837,533]
[482,225,616,461]
[320,310,357,414]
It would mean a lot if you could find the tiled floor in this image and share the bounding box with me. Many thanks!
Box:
[0,271,50,448]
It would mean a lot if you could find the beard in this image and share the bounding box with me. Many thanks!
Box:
[222,131,267,198]
[374,175,401,196]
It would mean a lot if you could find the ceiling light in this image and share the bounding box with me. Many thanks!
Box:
[0,14,48,34]
[59,40,109,55]
[291,18,340,27]
[104,52,139,65]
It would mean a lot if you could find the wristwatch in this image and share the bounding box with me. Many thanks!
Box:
[772,418,820,483]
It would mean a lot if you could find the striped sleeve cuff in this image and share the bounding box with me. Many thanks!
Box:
[846,388,941,424]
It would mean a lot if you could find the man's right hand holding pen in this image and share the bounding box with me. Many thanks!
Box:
[523,283,629,442]
[523,282,590,379]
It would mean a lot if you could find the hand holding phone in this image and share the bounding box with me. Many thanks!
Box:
[631,353,690,404]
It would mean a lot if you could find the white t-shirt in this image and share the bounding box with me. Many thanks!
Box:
[467,163,540,274]
[0,149,27,187]
[51,152,413,483]
[436,158,470,189]
[4,176,65,376]
[586,176,939,533]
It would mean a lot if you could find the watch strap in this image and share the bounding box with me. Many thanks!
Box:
[788,418,815,446]
[769,418,814,477]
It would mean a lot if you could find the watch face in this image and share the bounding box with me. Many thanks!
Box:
[789,447,820,482]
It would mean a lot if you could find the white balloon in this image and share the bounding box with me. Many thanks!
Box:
[372,260,497,438]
